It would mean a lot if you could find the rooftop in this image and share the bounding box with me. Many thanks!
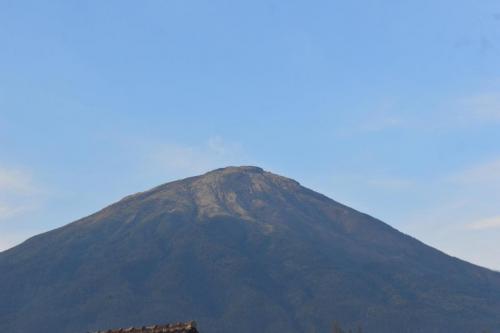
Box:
[90,321,198,333]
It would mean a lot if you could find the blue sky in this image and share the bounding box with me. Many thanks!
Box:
[1,0,500,269]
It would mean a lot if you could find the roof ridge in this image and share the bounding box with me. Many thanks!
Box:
[90,321,197,333]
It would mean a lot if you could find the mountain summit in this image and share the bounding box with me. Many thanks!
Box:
[1,166,499,333]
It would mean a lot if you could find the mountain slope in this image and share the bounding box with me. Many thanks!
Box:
[0,166,499,333]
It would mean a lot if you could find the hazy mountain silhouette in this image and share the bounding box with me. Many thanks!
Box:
[1,166,499,333]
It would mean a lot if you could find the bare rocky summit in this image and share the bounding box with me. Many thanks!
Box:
[0,166,499,333]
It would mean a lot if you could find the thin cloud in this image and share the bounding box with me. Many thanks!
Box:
[460,93,500,122]
[147,136,252,180]
[450,159,500,185]
[0,203,29,219]
[0,166,42,221]
[367,177,415,190]
[0,167,36,194]
[466,216,500,230]
[355,98,408,133]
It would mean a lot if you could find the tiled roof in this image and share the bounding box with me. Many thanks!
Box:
[91,321,198,333]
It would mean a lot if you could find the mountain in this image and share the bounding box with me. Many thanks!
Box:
[0,166,499,333]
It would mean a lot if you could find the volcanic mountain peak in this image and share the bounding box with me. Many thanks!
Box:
[187,165,300,194]
[3,167,500,333]
[111,166,306,222]
[190,166,305,219]
[206,165,265,175]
